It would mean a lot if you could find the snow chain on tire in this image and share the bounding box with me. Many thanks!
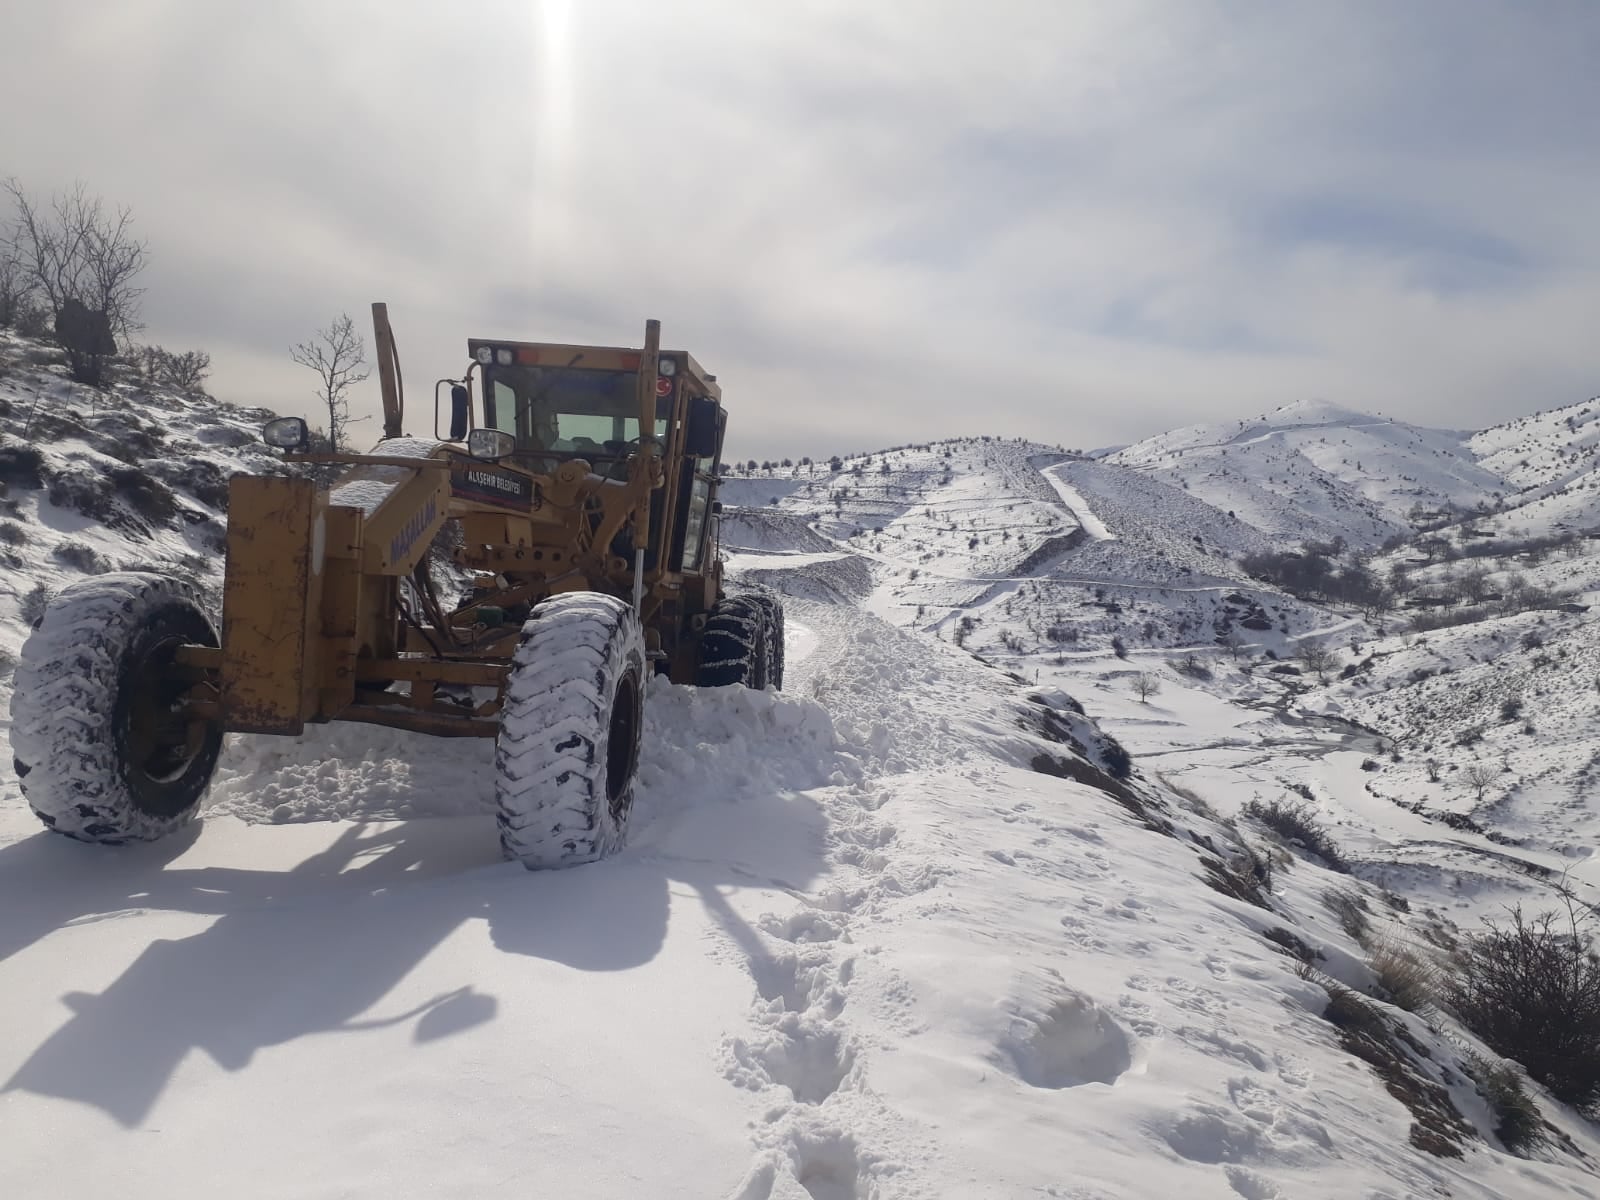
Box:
[694,595,768,689]
[743,592,785,691]
[10,572,224,843]
[495,592,647,868]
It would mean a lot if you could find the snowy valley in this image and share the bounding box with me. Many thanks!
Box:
[4,331,1600,1199]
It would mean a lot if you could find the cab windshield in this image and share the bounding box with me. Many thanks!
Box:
[483,365,667,471]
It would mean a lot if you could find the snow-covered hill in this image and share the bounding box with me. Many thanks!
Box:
[0,330,283,662]
[1466,397,1600,538]
[4,334,1600,1198]
[1108,399,1507,548]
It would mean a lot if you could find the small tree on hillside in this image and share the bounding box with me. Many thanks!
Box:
[1132,672,1161,704]
[1464,762,1497,802]
[1298,640,1337,683]
[1460,565,1494,604]
[1219,629,1246,661]
[0,239,31,327]
[291,313,370,452]
[139,346,211,394]
[3,178,149,383]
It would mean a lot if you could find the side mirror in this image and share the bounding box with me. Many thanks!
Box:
[449,385,470,440]
[262,416,309,451]
[685,396,720,460]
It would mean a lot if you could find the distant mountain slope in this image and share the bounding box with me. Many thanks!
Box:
[1109,399,1507,548]
[722,438,1333,660]
[1466,397,1600,536]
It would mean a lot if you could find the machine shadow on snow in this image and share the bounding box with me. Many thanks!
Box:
[1,781,828,1128]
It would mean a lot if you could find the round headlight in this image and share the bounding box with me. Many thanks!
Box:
[474,346,493,365]
[495,348,515,366]
[658,358,676,377]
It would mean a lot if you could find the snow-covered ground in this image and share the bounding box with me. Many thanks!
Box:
[5,347,1600,1197]
[7,591,1599,1197]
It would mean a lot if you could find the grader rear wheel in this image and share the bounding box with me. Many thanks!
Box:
[695,592,784,690]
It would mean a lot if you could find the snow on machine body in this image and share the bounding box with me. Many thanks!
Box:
[10,304,783,866]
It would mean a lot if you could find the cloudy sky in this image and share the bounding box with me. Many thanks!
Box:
[3,1,1596,460]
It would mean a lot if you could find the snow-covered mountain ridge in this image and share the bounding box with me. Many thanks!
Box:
[4,328,1600,1198]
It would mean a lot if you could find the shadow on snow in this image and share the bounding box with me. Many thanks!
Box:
[1,781,827,1126]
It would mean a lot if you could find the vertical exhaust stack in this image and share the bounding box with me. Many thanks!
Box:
[631,318,661,613]
[372,302,404,440]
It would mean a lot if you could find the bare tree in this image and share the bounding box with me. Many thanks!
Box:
[1219,629,1247,661]
[1132,672,1161,704]
[291,313,370,451]
[1460,565,1494,604]
[138,346,211,394]
[0,238,31,328]
[1297,640,1337,683]
[4,178,148,381]
[1464,762,1497,802]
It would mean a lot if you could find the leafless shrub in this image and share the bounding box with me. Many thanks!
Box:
[0,442,48,489]
[0,237,32,328]
[19,581,53,626]
[1244,797,1349,872]
[1465,1055,1547,1154]
[138,345,211,393]
[1264,926,1323,964]
[1449,901,1600,1115]
[53,540,110,573]
[0,520,27,546]
[12,298,51,338]
[108,465,180,525]
[1199,844,1274,909]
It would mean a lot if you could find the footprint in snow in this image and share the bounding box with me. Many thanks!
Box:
[762,910,845,945]
[1223,1165,1287,1200]
[998,991,1134,1090]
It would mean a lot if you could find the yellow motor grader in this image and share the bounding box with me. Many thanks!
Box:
[9,305,783,867]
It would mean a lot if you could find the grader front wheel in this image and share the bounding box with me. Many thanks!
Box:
[495,592,647,869]
[9,573,224,844]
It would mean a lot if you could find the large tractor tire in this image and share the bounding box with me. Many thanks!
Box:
[744,592,785,691]
[694,594,771,689]
[10,573,223,844]
[496,592,647,869]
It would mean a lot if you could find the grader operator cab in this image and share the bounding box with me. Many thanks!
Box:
[9,305,783,867]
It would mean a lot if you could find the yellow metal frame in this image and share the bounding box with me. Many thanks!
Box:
[194,313,726,740]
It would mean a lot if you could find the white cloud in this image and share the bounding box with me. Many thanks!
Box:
[2,0,1595,459]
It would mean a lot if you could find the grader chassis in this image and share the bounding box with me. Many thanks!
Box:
[9,305,783,867]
